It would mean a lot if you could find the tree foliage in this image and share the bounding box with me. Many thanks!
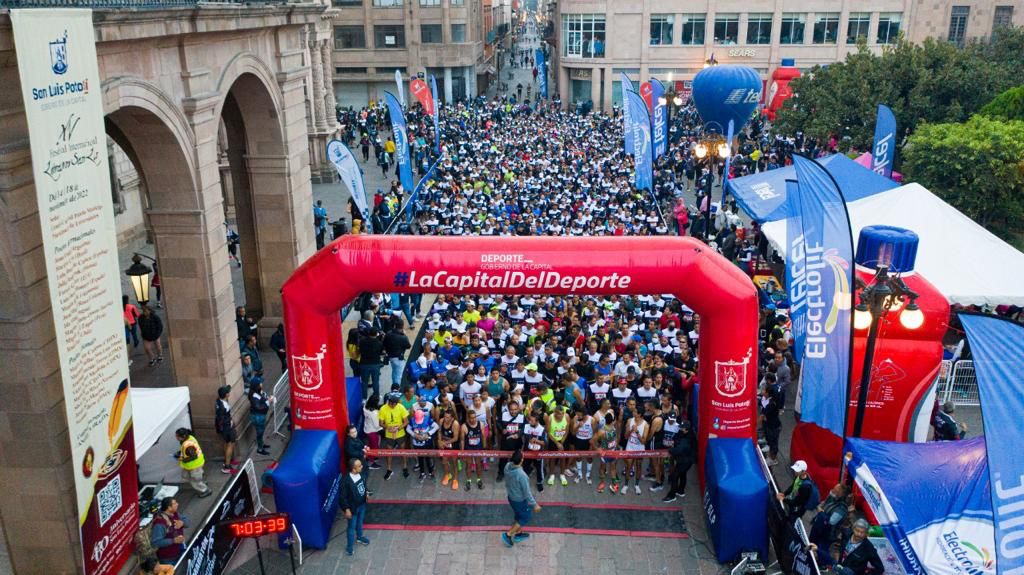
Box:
[981,86,1024,121]
[773,28,1024,154]
[902,115,1024,241]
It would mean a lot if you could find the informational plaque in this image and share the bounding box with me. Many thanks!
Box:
[11,10,139,575]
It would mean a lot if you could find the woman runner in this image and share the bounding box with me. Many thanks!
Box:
[438,409,462,490]
[593,410,620,494]
[571,406,594,484]
[623,409,650,495]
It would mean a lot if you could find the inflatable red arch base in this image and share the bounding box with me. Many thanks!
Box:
[281,235,760,472]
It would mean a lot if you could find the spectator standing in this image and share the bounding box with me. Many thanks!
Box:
[384,319,411,389]
[363,394,383,469]
[314,200,328,250]
[777,460,816,522]
[215,385,238,474]
[138,305,164,367]
[123,295,140,349]
[248,380,274,456]
[339,458,371,556]
[933,401,968,440]
[759,385,782,465]
[269,323,287,372]
[358,328,385,399]
[379,393,410,480]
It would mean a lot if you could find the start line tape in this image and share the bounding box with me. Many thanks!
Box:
[365,448,669,460]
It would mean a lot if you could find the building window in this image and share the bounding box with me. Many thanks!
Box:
[948,6,969,46]
[374,25,406,48]
[334,26,366,49]
[451,23,466,42]
[450,0,463,5]
[650,14,674,45]
[332,0,361,6]
[376,66,407,75]
[335,67,368,74]
[680,14,706,45]
[846,13,870,44]
[746,13,772,45]
[813,13,839,44]
[994,6,1014,28]
[420,0,439,4]
[877,13,902,44]
[561,14,606,58]
[714,14,739,44]
[780,14,806,44]
[421,24,443,43]
[372,0,401,6]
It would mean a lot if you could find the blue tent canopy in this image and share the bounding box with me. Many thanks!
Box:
[726,154,899,223]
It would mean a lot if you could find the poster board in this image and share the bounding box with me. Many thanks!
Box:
[11,9,138,575]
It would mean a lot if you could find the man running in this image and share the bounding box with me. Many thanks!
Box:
[437,408,461,490]
[571,406,594,484]
[522,410,547,491]
[545,404,570,486]
[502,449,541,548]
[496,399,525,482]
[461,408,485,490]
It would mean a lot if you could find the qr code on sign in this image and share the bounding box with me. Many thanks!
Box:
[98,476,122,527]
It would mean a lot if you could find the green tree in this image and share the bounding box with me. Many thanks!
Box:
[902,115,1024,241]
[774,28,1024,154]
[981,86,1024,121]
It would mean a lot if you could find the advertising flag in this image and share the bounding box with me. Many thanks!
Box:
[640,81,654,112]
[384,91,414,193]
[394,69,405,107]
[536,48,547,99]
[721,120,735,201]
[847,437,995,575]
[621,73,635,156]
[871,104,897,179]
[430,74,441,153]
[410,78,434,116]
[651,79,667,160]
[326,140,370,221]
[11,10,139,575]
[406,155,443,224]
[786,155,854,437]
[960,313,1024,575]
[625,89,653,191]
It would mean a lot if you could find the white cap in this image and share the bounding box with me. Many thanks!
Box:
[791,460,808,473]
[526,318,536,325]
[479,346,489,354]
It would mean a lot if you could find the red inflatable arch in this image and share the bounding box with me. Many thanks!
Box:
[281,235,760,468]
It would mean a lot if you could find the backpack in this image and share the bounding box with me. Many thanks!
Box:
[804,477,821,512]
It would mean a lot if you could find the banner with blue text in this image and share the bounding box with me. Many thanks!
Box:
[960,313,1024,575]
[786,156,854,437]
[384,91,414,193]
[625,89,653,191]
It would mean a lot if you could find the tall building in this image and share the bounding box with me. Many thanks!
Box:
[553,0,1022,111]
[329,0,488,107]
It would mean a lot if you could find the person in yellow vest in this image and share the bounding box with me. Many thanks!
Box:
[174,428,212,498]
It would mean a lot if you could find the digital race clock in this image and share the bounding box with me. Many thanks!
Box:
[218,513,290,539]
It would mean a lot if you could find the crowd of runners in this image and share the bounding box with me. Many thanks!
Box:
[351,292,702,502]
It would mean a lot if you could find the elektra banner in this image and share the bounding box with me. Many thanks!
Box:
[871,104,897,179]
[620,73,635,156]
[785,156,854,437]
[625,89,653,191]
[960,313,1024,575]
[651,78,667,160]
[847,437,995,575]
[384,91,414,193]
[11,10,138,575]
[536,48,548,99]
[429,75,441,153]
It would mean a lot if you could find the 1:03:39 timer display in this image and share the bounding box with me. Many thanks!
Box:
[219,513,290,539]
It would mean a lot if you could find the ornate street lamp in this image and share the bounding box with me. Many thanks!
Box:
[850,226,923,437]
[125,253,153,306]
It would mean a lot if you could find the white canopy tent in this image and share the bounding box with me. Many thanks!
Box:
[132,386,191,484]
[761,182,1024,306]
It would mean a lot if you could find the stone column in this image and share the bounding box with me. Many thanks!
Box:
[320,40,337,130]
[444,66,454,102]
[309,37,329,133]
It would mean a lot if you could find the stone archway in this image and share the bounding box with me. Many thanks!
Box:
[216,56,315,329]
[103,78,241,434]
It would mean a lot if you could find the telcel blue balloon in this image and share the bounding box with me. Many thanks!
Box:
[692,65,763,135]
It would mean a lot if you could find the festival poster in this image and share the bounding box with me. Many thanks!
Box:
[11,10,139,575]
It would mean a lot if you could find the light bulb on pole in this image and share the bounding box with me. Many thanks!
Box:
[853,304,872,330]
[694,143,708,159]
[899,302,924,330]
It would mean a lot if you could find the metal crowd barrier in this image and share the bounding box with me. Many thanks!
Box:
[936,359,979,406]
[271,369,290,438]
